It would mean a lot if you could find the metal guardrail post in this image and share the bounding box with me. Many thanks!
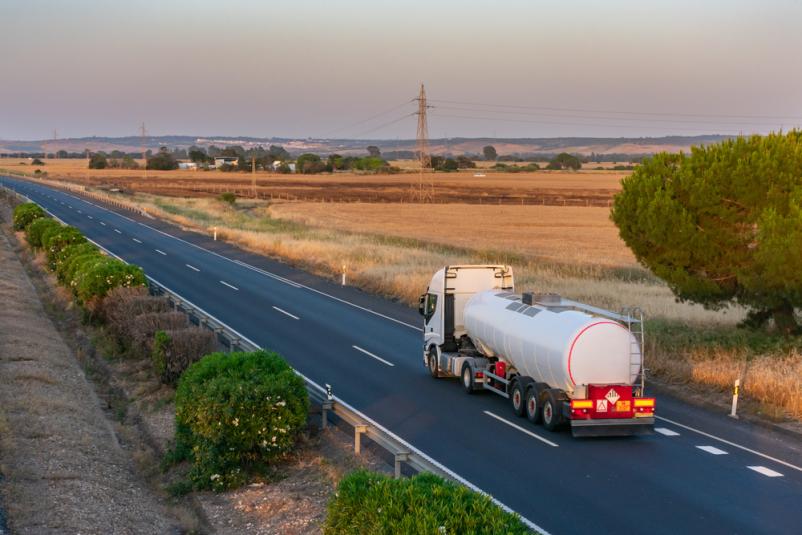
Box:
[354,424,369,455]
[394,451,410,478]
[321,400,333,429]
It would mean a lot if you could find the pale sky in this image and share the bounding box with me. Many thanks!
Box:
[2,0,801,140]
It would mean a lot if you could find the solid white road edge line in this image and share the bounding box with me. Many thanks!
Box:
[155,249,167,255]
[352,345,394,367]
[220,280,239,291]
[748,465,783,477]
[186,264,200,272]
[656,415,802,473]
[697,445,728,455]
[483,411,559,448]
[272,306,299,320]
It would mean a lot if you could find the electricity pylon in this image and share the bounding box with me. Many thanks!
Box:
[415,84,433,202]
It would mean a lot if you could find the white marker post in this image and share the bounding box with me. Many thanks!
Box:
[729,379,740,419]
[341,263,347,286]
[213,226,217,241]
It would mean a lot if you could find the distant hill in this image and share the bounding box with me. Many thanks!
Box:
[0,134,732,158]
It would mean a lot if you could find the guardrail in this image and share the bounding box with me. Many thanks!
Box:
[1,178,543,533]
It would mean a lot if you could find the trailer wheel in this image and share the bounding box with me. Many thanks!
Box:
[427,349,439,378]
[510,380,526,417]
[525,386,541,424]
[542,390,562,432]
[461,362,476,395]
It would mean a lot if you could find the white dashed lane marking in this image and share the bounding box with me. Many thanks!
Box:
[114,229,122,234]
[655,428,680,437]
[186,264,200,272]
[220,280,239,291]
[155,249,166,256]
[132,238,142,244]
[352,345,394,367]
[483,411,559,448]
[748,466,783,478]
[272,306,299,320]
[697,445,728,455]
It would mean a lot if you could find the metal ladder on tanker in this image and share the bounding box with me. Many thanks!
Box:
[621,307,645,396]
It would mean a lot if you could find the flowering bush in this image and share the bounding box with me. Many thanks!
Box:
[172,350,309,491]
[54,242,99,282]
[25,217,61,249]
[325,470,530,535]
[12,202,46,230]
[73,256,146,303]
[42,225,86,270]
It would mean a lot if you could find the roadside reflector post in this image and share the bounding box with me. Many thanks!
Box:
[394,451,410,478]
[212,226,217,241]
[341,263,347,286]
[729,378,740,419]
[354,424,369,455]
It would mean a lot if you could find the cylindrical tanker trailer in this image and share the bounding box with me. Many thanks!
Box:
[419,265,655,437]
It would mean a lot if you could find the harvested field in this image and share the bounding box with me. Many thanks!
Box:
[0,158,628,206]
[270,202,637,268]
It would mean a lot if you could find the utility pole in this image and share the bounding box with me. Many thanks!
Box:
[140,122,148,180]
[415,83,432,202]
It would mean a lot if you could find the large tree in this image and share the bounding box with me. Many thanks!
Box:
[611,131,802,333]
[482,145,497,161]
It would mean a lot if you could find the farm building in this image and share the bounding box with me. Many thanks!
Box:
[213,156,238,168]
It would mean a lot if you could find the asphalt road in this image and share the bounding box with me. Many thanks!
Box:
[4,176,802,535]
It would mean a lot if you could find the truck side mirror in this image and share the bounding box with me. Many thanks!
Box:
[418,294,426,316]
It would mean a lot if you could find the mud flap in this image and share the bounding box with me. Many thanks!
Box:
[570,417,655,438]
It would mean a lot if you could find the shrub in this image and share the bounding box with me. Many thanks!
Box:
[126,311,188,356]
[173,350,309,491]
[218,192,236,205]
[74,257,145,303]
[101,286,168,338]
[42,225,86,270]
[151,328,217,385]
[325,470,530,535]
[64,251,105,291]
[54,242,99,282]
[25,217,60,248]
[12,203,46,231]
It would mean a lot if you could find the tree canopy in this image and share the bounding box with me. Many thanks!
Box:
[146,147,179,170]
[611,131,802,333]
[482,145,497,161]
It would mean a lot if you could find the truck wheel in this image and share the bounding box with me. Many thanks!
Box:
[510,380,526,417]
[542,391,562,432]
[461,362,476,395]
[427,349,439,378]
[525,386,541,424]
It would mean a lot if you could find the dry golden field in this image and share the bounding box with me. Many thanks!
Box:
[269,202,637,268]
[0,158,626,205]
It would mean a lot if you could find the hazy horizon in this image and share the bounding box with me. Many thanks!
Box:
[2,0,802,140]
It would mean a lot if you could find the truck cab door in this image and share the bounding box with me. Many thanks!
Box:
[423,292,443,347]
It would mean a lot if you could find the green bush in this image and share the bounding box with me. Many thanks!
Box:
[42,225,86,270]
[54,242,98,283]
[25,217,60,248]
[325,470,530,535]
[151,328,216,386]
[73,257,145,303]
[64,251,105,291]
[173,350,309,491]
[12,203,46,231]
[218,192,236,205]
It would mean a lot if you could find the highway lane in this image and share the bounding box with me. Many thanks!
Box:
[4,177,802,534]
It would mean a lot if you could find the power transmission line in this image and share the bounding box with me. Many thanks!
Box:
[322,99,415,137]
[428,98,802,122]
[350,112,416,138]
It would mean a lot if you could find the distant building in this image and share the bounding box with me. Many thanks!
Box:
[214,156,238,168]
[178,161,198,170]
[271,161,296,172]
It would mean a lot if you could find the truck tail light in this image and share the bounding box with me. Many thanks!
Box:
[571,400,593,410]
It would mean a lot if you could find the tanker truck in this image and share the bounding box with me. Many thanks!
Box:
[418,265,654,437]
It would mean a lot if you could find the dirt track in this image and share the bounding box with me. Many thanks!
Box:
[0,223,176,534]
